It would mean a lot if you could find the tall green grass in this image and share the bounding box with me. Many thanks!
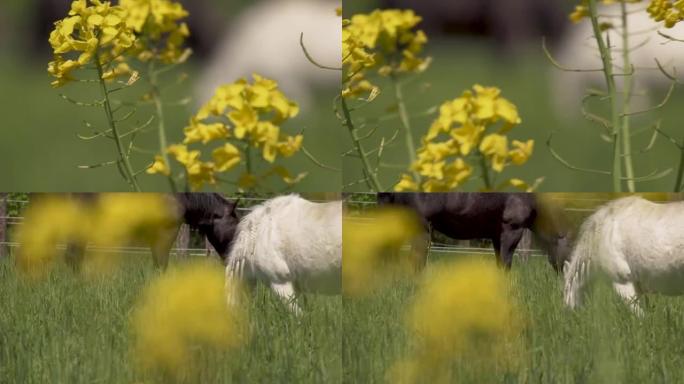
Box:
[0,254,341,383]
[5,250,684,383]
[344,252,684,383]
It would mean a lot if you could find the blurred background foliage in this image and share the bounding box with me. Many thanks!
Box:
[343,0,684,192]
[2,1,683,192]
[0,0,341,191]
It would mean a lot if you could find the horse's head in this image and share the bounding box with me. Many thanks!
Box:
[201,197,240,259]
[376,192,396,206]
[545,231,573,273]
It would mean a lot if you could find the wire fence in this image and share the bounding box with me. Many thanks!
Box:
[0,194,678,258]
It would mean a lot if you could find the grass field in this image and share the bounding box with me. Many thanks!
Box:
[344,252,684,383]
[0,254,342,383]
[4,250,684,383]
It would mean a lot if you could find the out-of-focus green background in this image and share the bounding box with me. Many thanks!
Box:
[0,0,341,192]
[343,0,684,192]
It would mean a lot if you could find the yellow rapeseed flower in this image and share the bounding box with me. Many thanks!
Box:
[396,85,534,191]
[479,133,508,173]
[153,74,304,191]
[120,0,191,63]
[342,9,430,99]
[48,0,136,87]
[509,139,534,166]
[15,197,88,278]
[131,261,248,377]
[570,0,644,24]
[212,143,241,172]
[15,194,177,278]
[81,193,176,276]
[387,259,523,383]
[343,208,422,297]
[147,155,170,176]
[648,0,684,27]
[183,118,229,145]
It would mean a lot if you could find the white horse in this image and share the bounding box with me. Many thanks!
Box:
[225,194,341,313]
[564,196,684,313]
[196,0,341,110]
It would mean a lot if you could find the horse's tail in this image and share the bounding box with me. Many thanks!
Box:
[563,204,613,308]
[225,214,259,308]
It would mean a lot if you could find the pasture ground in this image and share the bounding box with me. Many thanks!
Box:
[4,250,684,383]
[344,252,684,383]
[0,254,342,383]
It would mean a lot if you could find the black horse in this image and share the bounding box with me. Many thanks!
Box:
[65,193,240,269]
[377,193,572,271]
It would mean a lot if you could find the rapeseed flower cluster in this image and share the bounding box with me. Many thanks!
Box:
[341,24,377,99]
[342,208,422,297]
[342,9,430,98]
[15,197,86,278]
[569,0,643,24]
[148,74,305,191]
[395,85,534,192]
[48,0,135,87]
[387,259,523,383]
[647,0,684,27]
[131,261,248,378]
[120,0,191,63]
[48,0,190,87]
[15,194,177,278]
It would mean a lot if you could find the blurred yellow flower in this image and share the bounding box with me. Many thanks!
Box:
[15,197,87,278]
[387,258,523,383]
[212,143,241,172]
[120,0,191,63]
[648,0,684,27]
[570,0,645,24]
[131,261,248,377]
[147,155,170,176]
[15,194,177,278]
[343,208,422,296]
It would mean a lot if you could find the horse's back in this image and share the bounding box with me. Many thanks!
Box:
[597,197,684,294]
[232,195,342,294]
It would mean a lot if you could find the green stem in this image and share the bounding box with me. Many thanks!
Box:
[94,54,141,192]
[147,62,177,193]
[675,144,684,192]
[391,76,420,181]
[479,153,493,190]
[341,97,383,191]
[620,1,636,192]
[245,144,253,175]
[588,0,622,192]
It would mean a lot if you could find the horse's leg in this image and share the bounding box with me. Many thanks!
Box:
[499,225,524,269]
[613,282,643,316]
[492,236,502,267]
[150,224,180,270]
[64,240,86,272]
[411,230,430,271]
[270,281,301,315]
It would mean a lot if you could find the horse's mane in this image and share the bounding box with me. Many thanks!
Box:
[227,194,302,266]
[176,193,234,222]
